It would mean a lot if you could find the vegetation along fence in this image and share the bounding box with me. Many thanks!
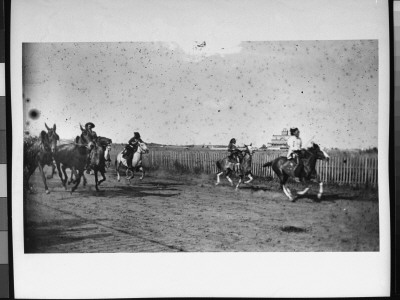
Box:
[136,149,378,188]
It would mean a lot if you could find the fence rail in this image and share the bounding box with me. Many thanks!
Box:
[138,150,378,187]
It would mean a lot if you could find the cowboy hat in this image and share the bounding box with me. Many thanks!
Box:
[85,122,95,129]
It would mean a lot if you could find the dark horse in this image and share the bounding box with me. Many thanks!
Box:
[88,135,112,191]
[263,143,330,201]
[24,123,59,194]
[215,144,256,190]
[53,124,112,192]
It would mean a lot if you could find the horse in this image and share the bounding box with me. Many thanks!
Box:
[87,136,112,191]
[64,129,112,187]
[51,125,94,186]
[53,142,90,193]
[23,123,59,194]
[215,144,256,190]
[115,141,149,183]
[262,143,330,201]
[53,124,112,192]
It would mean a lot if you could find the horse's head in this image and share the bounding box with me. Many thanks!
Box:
[44,123,59,153]
[137,142,149,154]
[308,142,330,162]
[243,143,257,155]
[39,130,52,152]
[97,136,112,148]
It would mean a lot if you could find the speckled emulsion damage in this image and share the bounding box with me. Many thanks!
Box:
[21,40,379,253]
[22,40,378,149]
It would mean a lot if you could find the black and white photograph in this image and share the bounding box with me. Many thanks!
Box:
[11,0,390,298]
[22,40,379,253]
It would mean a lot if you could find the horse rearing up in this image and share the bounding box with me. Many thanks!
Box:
[23,123,59,194]
[215,144,256,190]
[115,141,149,183]
[263,143,330,201]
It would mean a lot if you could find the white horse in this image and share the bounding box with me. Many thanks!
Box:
[115,142,149,182]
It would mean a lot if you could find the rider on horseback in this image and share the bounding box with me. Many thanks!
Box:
[123,132,143,172]
[228,138,242,172]
[287,127,303,182]
[84,122,98,173]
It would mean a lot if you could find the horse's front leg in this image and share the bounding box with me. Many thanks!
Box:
[226,171,234,186]
[317,181,324,199]
[82,173,87,186]
[297,183,311,195]
[116,163,121,182]
[98,169,106,186]
[244,172,253,184]
[235,176,242,190]
[282,184,295,201]
[94,170,100,191]
[38,163,50,194]
[139,166,145,180]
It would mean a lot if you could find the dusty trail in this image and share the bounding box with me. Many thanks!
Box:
[24,168,379,253]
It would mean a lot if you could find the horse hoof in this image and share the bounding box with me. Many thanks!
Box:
[317,194,322,199]
[45,190,50,194]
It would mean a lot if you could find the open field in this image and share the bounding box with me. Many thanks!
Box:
[24,163,379,253]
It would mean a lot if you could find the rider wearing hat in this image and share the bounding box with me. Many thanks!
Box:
[123,132,144,171]
[85,122,98,141]
[287,127,303,181]
[84,122,98,173]
[228,138,242,172]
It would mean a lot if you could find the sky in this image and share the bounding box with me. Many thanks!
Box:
[22,40,378,149]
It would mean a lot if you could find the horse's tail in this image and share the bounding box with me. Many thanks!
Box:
[263,161,273,168]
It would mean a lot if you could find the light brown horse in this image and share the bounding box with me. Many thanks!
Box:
[215,144,257,190]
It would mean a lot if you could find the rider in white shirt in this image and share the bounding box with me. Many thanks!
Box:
[287,127,302,159]
[287,127,303,181]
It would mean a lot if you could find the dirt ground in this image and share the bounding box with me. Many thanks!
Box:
[23,167,379,253]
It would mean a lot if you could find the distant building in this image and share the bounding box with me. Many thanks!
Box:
[267,128,290,150]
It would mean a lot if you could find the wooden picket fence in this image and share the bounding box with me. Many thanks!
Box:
[140,150,378,187]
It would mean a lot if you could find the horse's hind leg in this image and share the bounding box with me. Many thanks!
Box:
[70,170,82,193]
[215,171,224,185]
